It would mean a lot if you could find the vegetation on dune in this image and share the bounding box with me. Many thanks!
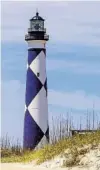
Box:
[1,131,100,165]
[31,131,100,165]
[1,112,100,167]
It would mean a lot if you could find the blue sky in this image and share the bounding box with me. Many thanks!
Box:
[1,1,100,141]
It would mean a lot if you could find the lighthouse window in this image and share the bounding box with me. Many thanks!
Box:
[37,72,40,77]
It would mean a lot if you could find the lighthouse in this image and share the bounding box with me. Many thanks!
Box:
[23,12,49,149]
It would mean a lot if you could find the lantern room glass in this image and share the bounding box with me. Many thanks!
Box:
[30,20,44,31]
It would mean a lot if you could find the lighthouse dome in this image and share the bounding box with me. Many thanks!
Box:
[30,12,44,21]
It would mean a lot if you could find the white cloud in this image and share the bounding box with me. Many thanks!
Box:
[1,80,25,139]
[1,80,100,138]
[47,59,100,75]
[48,89,100,110]
[1,1,100,45]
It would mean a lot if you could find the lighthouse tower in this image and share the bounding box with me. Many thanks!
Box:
[24,12,49,149]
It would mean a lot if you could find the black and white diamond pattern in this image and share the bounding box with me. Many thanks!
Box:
[24,49,49,149]
[30,50,46,84]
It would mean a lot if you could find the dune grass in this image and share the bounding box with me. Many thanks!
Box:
[1,130,100,165]
[1,112,100,165]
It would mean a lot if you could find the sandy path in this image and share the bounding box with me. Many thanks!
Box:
[1,163,67,170]
[1,163,92,170]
